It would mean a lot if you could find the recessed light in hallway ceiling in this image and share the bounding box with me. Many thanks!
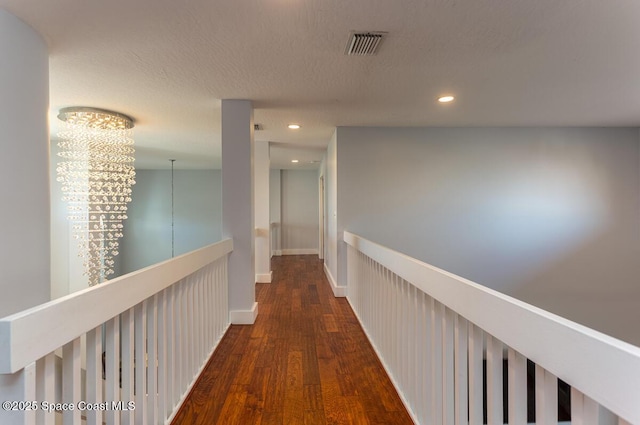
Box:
[288,124,301,129]
[291,159,299,163]
[438,95,455,103]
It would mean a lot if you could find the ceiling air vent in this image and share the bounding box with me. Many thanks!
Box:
[345,31,387,56]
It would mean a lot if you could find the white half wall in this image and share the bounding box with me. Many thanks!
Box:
[281,170,319,253]
[336,126,640,345]
[0,10,50,317]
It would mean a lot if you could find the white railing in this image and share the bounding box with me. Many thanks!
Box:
[344,231,640,425]
[0,238,232,425]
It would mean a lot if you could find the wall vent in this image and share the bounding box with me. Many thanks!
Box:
[345,31,387,56]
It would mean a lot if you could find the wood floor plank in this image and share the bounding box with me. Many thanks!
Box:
[171,255,413,425]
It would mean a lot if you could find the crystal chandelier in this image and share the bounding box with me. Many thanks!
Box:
[57,107,136,286]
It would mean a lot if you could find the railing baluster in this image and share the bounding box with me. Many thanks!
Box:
[433,301,444,425]
[135,301,148,425]
[62,338,82,425]
[121,309,135,425]
[535,364,557,425]
[454,315,468,425]
[486,335,503,425]
[148,295,158,425]
[572,389,601,425]
[413,283,421,420]
[572,387,585,425]
[443,306,455,425]
[166,284,175,413]
[26,363,36,425]
[36,352,56,425]
[408,283,416,410]
[157,290,167,424]
[426,295,435,425]
[507,348,526,425]
[468,323,483,425]
[105,317,121,425]
[393,274,401,384]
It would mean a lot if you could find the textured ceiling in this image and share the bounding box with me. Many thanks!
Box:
[2,0,640,169]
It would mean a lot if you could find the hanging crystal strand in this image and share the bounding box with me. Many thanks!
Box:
[57,108,136,286]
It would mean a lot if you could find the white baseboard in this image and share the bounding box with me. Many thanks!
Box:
[281,249,319,255]
[256,271,272,283]
[271,250,282,257]
[323,263,346,297]
[230,302,258,324]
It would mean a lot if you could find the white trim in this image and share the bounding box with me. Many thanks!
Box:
[0,239,233,374]
[230,302,259,325]
[323,263,346,297]
[256,271,272,283]
[272,250,282,257]
[281,249,318,255]
[343,231,640,425]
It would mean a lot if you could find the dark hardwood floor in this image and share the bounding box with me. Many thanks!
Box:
[171,255,413,424]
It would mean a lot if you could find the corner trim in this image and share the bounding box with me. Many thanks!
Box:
[323,263,346,297]
[230,302,258,324]
[256,271,273,283]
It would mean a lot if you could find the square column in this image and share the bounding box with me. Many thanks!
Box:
[254,140,272,283]
[221,100,257,324]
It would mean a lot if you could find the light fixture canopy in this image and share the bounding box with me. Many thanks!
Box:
[58,107,134,129]
[288,124,301,129]
[438,95,455,103]
[57,107,136,286]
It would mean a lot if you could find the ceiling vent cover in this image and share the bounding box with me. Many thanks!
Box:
[345,31,387,56]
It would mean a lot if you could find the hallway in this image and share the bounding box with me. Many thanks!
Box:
[172,255,413,424]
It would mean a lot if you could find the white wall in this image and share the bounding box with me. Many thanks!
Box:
[324,131,339,290]
[119,169,222,274]
[336,127,640,345]
[0,10,50,317]
[270,169,282,256]
[280,170,319,254]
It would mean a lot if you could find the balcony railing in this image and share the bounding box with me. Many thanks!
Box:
[345,231,640,425]
[0,238,232,425]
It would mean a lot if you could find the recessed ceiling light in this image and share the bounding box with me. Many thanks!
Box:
[291,159,299,163]
[438,95,455,103]
[288,124,300,129]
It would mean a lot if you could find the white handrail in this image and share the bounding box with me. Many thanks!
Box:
[344,231,640,424]
[0,238,233,374]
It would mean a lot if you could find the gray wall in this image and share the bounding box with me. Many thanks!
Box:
[119,169,222,274]
[0,10,50,317]
[281,170,319,252]
[335,127,640,345]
